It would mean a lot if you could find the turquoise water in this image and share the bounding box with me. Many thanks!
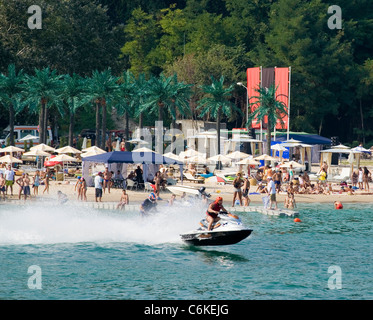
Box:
[0,201,371,300]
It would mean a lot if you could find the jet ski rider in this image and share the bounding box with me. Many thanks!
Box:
[140,192,157,216]
[206,196,230,231]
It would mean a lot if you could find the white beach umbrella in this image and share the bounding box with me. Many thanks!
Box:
[24,149,51,157]
[81,149,107,157]
[163,152,182,161]
[254,154,278,161]
[31,144,55,152]
[226,151,250,160]
[0,154,23,164]
[55,145,82,154]
[82,146,106,153]
[1,146,25,153]
[237,157,260,165]
[186,155,207,164]
[132,147,157,153]
[51,154,78,181]
[19,134,39,141]
[279,160,304,168]
[128,138,149,145]
[207,154,232,163]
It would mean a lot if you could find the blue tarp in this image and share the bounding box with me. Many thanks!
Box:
[83,151,183,165]
[274,133,331,145]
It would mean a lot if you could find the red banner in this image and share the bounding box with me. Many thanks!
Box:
[246,67,261,129]
[274,67,289,129]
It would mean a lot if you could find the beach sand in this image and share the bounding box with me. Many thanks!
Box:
[4,178,372,206]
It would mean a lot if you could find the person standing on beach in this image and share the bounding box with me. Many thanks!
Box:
[42,168,51,194]
[363,167,371,192]
[33,170,40,196]
[80,177,87,201]
[94,172,104,202]
[22,173,31,201]
[266,176,278,210]
[232,173,243,207]
[4,164,15,196]
[15,174,25,200]
[242,175,251,206]
[103,167,112,194]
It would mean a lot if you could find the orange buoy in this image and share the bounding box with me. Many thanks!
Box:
[294,218,301,222]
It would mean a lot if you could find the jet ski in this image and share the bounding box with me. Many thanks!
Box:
[180,212,252,246]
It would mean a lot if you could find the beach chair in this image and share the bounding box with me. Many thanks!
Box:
[144,182,155,192]
[330,168,351,182]
[184,172,204,183]
[126,179,139,190]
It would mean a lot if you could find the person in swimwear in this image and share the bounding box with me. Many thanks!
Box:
[206,196,230,231]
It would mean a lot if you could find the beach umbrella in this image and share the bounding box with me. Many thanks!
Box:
[254,154,278,161]
[280,138,302,147]
[1,146,25,153]
[82,146,106,153]
[163,152,182,161]
[24,149,51,157]
[205,175,226,184]
[186,155,207,164]
[127,138,149,145]
[19,134,39,141]
[31,144,55,153]
[0,154,23,164]
[179,148,204,158]
[351,146,371,154]
[51,154,78,181]
[226,151,250,160]
[81,149,107,158]
[279,160,304,168]
[237,157,260,165]
[133,147,157,153]
[207,154,232,163]
[55,145,82,154]
[331,144,350,149]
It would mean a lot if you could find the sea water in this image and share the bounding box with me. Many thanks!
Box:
[0,201,371,300]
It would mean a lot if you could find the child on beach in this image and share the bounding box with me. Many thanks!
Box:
[0,173,6,200]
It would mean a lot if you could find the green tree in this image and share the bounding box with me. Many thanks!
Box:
[21,67,62,144]
[197,75,241,156]
[120,7,160,75]
[247,84,288,157]
[60,74,88,146]
[85,68,120,149]
[0,64,24,146]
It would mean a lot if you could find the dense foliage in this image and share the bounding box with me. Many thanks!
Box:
[0,0,372,146]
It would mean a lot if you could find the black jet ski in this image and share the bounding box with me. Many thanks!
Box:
[180,212,252,246]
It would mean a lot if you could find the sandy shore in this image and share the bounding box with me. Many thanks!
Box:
[3,178,372,206]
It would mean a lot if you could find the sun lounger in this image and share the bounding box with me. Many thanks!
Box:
[329,168,351,182]
[184,172,204,183]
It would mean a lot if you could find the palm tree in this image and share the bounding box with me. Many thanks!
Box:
[0,64,24,146]
[85,68,120,149]
[116,70,136,145]
[141,73,192,123]
[197,76,241,156]
[22,67,62,144]
[247,84,288,156]
[133,73,149,130]
[142,73,192,153]
[60,74,87,146]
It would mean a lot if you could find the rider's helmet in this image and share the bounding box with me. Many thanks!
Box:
[215,196,223,203]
